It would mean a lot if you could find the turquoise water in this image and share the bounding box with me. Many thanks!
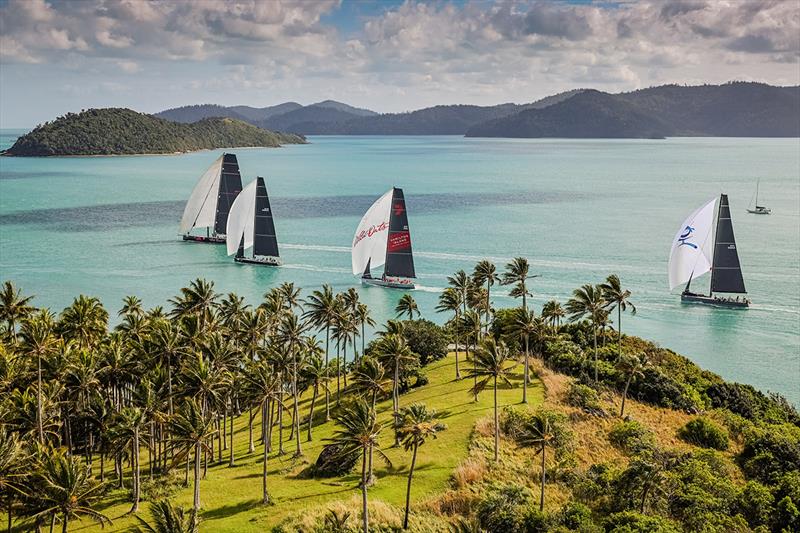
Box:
[1,131,798,403]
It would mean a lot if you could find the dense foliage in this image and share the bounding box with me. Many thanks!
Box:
[4,108,306,156]
[678,417,729,451]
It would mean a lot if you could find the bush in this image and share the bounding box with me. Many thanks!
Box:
[476,484,531,532]
[678,417,729,450]
[608,421,655,455]
[565,382,605,415]
[603,511,681,533]
[706,382,799,425]
[310,443,359,477]
[736,480,774,529]
[402,319,449,366]
[490,308,522,354]
[552,501,599,531]
[740,423,800,484]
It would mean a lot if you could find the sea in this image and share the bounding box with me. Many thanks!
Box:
[1,131,798,404]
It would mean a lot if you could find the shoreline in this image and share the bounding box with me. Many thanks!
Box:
[0,141,309,158]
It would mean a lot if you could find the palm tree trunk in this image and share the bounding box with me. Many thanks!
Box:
[292,342,302,457]
[307,384,318,441]
[278,395,285,455]
[325,326,331,421]
[403,442,418,529]
[539,444,546,511]
[61,514,67,533]
[593,326,598,383]
[621,375,632,417]
[229,407,235,467]
[131,426,140,513]
[37,353,44,444]
[262,400,270,504]
[454,315,460,378]
[617,306,622,359]
[493,376,499,462]
[361,447,369,533]
[248,408,255,453]
[193,443,201,519]
[523,335,529,404]
[394,358,400,446]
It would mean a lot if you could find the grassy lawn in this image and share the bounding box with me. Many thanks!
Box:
[65,353,542,532]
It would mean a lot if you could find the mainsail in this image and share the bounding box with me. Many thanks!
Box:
[252,177,279,258]
[710,194,746,294]
[384,188,416,278]
[226,180,256,256]
[214,154,243,235]
[351,189,393,275]
[179,155,223,234]
[668,197,716,290]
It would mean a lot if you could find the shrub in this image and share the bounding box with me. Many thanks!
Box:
[678,417,729,450]
[565,382,605,415]
[736,480,775,529]
[740,423,800,484]
[490,308,522,354]
[706,382,799,425]
[551,501,599,531]
[310,443,359,477]
[402,319,449,366]
[476,484,532,532]
[603,511,681,533]
[608,420,655,455]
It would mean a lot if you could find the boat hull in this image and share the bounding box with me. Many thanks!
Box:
[182,234,226,244]
[361,277,416,290]
[747,208,771,215]
[235,256,282,267]
[681,292,749,308]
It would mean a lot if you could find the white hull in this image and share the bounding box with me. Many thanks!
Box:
[361,277,415,290]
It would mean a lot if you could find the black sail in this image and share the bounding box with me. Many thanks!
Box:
[710,194,747,294]
[252,177,279,258]
[383,188,416,279]
[214,153,243,235]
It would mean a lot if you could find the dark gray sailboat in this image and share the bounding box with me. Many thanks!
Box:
[681,195,749,308]
[225,177,281,266]
[179,153,243,243]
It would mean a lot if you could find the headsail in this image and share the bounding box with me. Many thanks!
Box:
[226,180,257,256]
[668,197,716,290]
[710,194,746,294]
[214,153,243,236]
[179,155,223,234]
[384,188,416,278]
[352,189,393,275]
[253,177,279,258]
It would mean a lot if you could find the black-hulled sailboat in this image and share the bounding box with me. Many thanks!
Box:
[180,153,243,243]
[225,177,281,266]
[351,187,416,289]
[669,194,749,308]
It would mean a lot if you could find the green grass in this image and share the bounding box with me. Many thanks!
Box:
[66,354,542,532]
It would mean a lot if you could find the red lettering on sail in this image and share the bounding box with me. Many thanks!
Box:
[393,202,405,217]
[353,221,388,247]
[387,231,411,252]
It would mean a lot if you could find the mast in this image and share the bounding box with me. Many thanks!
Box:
[383,188,416,279]
[214,153,243,236]
[252,177,279,259]
[710,194,747,294]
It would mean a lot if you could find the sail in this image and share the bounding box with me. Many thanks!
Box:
[351,189,393,275]
[711,194,747,294]
[225,180,256,256]
[179,155,223,234]
[214,153,243,236]
[384,188,416,278]
[668,197,716,290]
[253,177,280,258]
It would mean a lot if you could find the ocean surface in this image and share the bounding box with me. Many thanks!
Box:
[1,131,798,404]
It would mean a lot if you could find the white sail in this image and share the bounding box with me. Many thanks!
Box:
[668,197,717,290]
[351,189,393,275]
[226,180,257,256]
[179,156,223,234]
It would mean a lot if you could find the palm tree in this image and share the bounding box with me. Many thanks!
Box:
[540,300,565,332]
[501,257,539,313]
[20,310,55,444]
[169,400,216,526]
[354,303,375,358]
[374,334,415,441]
[616,353,648,417]
[461,310,482,402]
[108,407,147,513]
[276,282,302,311]
[244,359,281,504]
[57,295,108,350]
[328,400,390,533]
[436,288,462,378]
[149,322,186,417]
[34,448,111,532]
[516,409,565,511]
[472,261,498,337]
[301,350,327,442]
[394,295,420,320]
[134,500,197,533]
[351,356,391,485]
[396,404,446,529]
[302,285,338,420]
[0,431,26,532]
[169,279,218,334]
[118,296,144,318]
[566,284,605,383]
[600,274,637,359]
[508,309,544,404]
[0,281,34,340]
[465,338,515,461]
[278,313,307,457]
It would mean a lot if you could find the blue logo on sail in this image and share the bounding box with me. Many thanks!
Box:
[678,226,698,249]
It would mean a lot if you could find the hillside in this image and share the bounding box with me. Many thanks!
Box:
[228,103,303,123]
[2,108,306,156]
[467,82,800,138]
[154,104,251,124]
[466,90,675,138]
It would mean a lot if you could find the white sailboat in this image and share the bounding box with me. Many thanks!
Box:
[179,153,243,243]
[225,177,282,266]
[747,179,771,214]
[669,195,749,308]
[352,188,416,289]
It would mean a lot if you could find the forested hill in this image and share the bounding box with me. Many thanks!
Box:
[2,108,306,157]
[466,82,800,138]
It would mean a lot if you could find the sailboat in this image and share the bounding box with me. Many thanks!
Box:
[352,187,416,289]
[225,177,282,266]
[179,153,243,243]
[747,179,771,214]
[668,194,749,308]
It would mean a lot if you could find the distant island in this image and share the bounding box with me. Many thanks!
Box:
[155,82,800,138]
[3,108,306,157]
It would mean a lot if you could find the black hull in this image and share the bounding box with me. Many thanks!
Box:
[235,256,282,267]
[183,235,225,244]
[361,277,415,290]
[681,292,749,308]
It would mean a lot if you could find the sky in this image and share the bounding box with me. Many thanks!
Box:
[1,0,799,128]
